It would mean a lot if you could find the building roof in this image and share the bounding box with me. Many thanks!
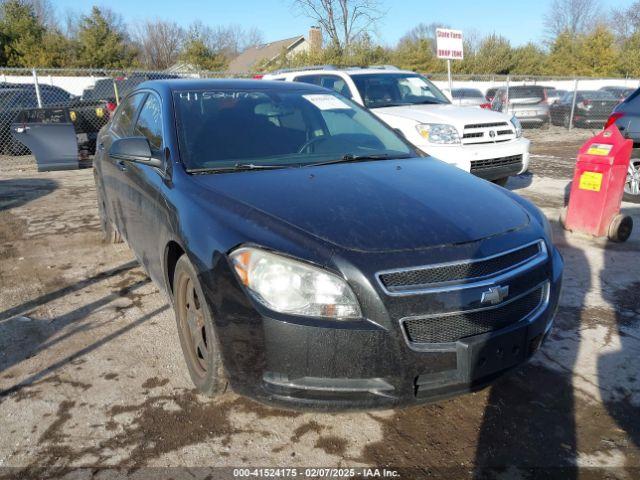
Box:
[227,35,306,74]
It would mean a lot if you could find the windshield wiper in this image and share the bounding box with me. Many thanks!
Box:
[305,153,412,167]
[188,163,287,174]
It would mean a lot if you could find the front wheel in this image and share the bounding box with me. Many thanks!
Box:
[624,159,640,204]
[173,255,226,397]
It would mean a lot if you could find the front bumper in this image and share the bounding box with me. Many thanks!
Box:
[206,242,563,411]
[421,137,530,181]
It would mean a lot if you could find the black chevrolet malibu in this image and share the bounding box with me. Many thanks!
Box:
[94,79,563,410]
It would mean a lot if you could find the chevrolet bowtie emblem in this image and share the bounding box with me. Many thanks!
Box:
[481,285,509,305]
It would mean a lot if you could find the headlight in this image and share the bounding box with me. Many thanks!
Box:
[510,115,522,138]
[415,123,460,144]
[229,247,361,320]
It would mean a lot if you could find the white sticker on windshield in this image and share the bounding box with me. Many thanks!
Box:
[303,94,351,110]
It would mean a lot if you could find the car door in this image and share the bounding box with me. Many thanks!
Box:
[98,92,146,241]
[121,91,168,284]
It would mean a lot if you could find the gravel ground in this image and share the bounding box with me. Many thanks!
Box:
[0,126,639,480]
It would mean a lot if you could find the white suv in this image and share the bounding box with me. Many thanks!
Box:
[263,67,530,185]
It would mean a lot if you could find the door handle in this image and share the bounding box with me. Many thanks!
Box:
[116,160,128,172]
[14,126,30,133]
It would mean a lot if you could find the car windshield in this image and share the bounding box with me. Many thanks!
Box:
[173,89,415,171]
[350,73,450,108]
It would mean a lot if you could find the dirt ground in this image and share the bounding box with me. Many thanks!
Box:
[1,126,639,480]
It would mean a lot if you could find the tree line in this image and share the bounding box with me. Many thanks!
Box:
[1,0,639,77]
[0,0,263,71]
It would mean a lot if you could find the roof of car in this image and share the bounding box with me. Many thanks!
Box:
[137,78,329,94]
[332,68,416,76]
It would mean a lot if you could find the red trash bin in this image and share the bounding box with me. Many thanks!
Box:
[563,125,634,242]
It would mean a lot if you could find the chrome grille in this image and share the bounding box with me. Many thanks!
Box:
[402,284,547,344]
[461,121,515,145]
[378,241,543,294]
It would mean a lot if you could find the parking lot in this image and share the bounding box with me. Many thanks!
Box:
[0,126,639,479]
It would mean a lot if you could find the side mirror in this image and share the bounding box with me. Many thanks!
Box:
[109,137,163,168]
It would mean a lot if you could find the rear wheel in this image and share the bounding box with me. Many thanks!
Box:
[173,255,226,397]
[624,159,640,204]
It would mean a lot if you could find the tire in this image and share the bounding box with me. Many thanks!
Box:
[173,254,226,397]
[607,214,633,243]
[94,172,123,244]
[623,159,640,204]
[492,177,509,187]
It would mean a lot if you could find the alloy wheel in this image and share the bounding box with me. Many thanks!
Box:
[625,160,640,197]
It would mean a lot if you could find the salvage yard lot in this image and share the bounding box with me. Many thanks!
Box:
[1,126,639,479]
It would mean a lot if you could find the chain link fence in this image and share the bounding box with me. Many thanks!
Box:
[0,67,638,158]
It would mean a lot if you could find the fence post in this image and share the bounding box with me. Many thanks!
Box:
[32,68,42,108]
[505,75,510,115]
[568,78,579,130]
[113,78,120,105]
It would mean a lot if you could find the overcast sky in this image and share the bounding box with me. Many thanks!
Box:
[53,0,635,46]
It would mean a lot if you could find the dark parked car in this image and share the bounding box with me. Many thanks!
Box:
[607,87,640,203]
[600,86,635,102]
[485,87,498,103]
[491,86,550,127]
[549,90,619,128]
[93,79,563,410]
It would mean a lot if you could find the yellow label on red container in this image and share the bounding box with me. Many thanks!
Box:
[586,143,613,156]
[579,171,603,191]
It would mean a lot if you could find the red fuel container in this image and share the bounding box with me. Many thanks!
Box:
[563,125,634,242]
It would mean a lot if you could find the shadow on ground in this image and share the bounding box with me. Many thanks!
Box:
[0,178,57,211]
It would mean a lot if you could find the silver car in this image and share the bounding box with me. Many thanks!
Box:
[451,88,486,107]
[491,86,550,127]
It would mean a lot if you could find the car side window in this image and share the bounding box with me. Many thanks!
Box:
[133,94,163,150]
[293,74,322,85]
[294,74,353,99]
[111,93,145,138]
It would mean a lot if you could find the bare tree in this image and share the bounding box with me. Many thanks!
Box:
[543,0,602,38]
[610,1,640,40]
[291,0,383,51]
[134,19,184,70]
[186,21,263,59]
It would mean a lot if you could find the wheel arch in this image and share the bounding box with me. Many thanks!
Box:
[164,240,186,296]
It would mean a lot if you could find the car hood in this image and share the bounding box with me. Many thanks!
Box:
[371,103,511,129]
[190,158,530,253]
